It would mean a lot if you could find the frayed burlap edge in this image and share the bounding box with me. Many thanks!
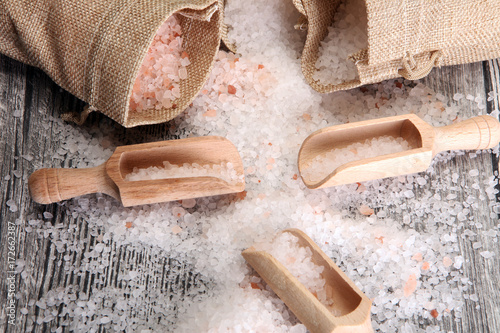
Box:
[294,0,500,94]
[95,1,224,127]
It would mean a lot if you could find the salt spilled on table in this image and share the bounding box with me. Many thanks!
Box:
[301,135,411,183]
[124,161,244,186]
[23,0,500,329]
[253,232,339,314]
[314,0,368,85]
[129,15,189,112]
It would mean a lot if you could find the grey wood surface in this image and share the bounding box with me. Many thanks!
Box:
[1,53,499,332]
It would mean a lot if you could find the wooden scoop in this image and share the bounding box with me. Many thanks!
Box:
[298,114,500,189]
[29,136,245,206]
[242,229,373,333]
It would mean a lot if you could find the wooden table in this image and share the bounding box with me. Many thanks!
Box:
[1,53,499,332]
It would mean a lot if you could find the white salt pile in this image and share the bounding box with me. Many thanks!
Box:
[129,15,189,112]
[124,161,243,186]
[301,136,411,183]
[254,232,335,310]
[313,0,368,85]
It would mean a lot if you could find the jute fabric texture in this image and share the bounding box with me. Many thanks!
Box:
[294,0,500,93]
[0,0,224,127]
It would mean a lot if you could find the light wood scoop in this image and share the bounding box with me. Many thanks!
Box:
[298,114,500,189]
[242,228,373,333]
[28,136,245,207]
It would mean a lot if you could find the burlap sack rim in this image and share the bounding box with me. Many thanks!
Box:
[122,2,222,127]
[0,0,225,128]
[295,0,500,94]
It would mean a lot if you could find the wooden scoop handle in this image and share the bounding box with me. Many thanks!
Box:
[434,115,500,154]
[28,164,119,204]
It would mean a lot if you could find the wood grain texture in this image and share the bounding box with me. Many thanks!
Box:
[1,53,500,333]
[298,114,500,188]
[242,229,373,333]
[0,54,209,333]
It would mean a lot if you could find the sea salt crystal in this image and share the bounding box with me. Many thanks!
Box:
[6,199,18,212]
[289,325,307,333]
[301,136,410,183]
[124,161,243,186]
[454,256,464,269]
[43,212,53,219]
[479,251,494,259]
[469,169,479,177]
[416,177,427,186]
[94,243,105,253]
[453,93,464,101]
[404,190,415,198]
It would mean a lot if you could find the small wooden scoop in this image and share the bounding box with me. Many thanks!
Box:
[298,114,500,189]
[242,229,373,333]
[29,136,245,206]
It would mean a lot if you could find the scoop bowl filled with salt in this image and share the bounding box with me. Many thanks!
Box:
[28,136,245,207]
[298,114,500,189]
[242,228,373,333]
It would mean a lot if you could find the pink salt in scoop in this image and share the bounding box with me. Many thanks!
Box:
[298,114,500,189]
[242,228,373,333]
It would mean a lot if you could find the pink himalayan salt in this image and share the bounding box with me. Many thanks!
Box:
[129,15,189,112]
[404,274,417,297]
[203,109,217,117]
[412,253,423,262]
[359,204,374,216]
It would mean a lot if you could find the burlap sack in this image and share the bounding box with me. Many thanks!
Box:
[0,0,228,127]
[294,0,500,93]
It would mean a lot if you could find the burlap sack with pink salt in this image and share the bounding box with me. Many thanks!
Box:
[293,0,500,93]
[0,0,228,127]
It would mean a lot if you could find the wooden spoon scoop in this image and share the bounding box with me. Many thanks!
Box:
[298,114,500,189]
[29,136,245,206]
[242,228,373,333]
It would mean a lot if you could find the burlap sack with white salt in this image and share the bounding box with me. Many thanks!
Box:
[0,0,230,127]
[294,0,500,93]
